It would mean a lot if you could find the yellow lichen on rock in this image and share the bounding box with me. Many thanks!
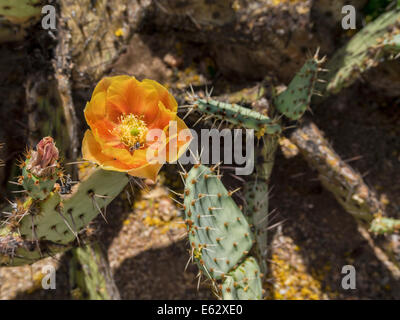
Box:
[264,235,331,300]
[133,185,185,234]
[271,0,307,5]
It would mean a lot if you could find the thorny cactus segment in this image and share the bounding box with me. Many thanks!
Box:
[253,134,279,182]
[290,121,382,221]
[0,0,43,24]
[290,121,400,279]
[20,137,61,200]
[381,33,400,54]
[18,168,129,244]
[188,98,282,135]
[70,243,120,300]
[370,216,400,235]
[242,104,279,276]
[1,167,128,267]
[274,53,326,120]
[0,231,68,267]
[183,164,253,281]
[0,0,44,43]
[221,257,263,300]
[244,181,269,274]
[325,9,400,94]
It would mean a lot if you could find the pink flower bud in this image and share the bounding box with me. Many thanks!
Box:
[27,137,59,177]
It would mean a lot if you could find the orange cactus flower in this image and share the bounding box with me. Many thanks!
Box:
[82,76,192,181]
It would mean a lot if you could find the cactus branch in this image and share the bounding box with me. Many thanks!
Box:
[323,8,400,95]
[290,120,383,222]
[69,242,120,300]
[289,120,400,279]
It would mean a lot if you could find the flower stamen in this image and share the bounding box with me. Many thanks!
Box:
[112,114,148,150]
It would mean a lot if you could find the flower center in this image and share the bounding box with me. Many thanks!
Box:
[112,114,148,150]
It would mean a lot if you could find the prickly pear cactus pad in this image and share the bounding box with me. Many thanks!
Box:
[0,0,44,43]
[0,230,68,266]
[21,163,59,201]
[70,243,120,300]
[370,216,400,235]
[274,54,325,120]
[183,164,254,281]
[221,257,263,300]
[325,8,400,94]
[189,98,282,135]
[0,0,43,24]
[18,168,129,244]
[244,181,269,274]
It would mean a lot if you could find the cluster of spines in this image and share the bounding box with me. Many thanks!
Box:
[16,149,64,201]
[221,257,264,300]
[183,92,282,136]
[274,50,327,120]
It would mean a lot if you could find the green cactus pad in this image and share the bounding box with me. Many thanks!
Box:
[221,257,263,300]
[183,164,253,280]
[370,216,400,235]
[18,169,129,244]
[253,134,278,182]
[21,161,59,200]
[193,98,282,135]
[382,33,400,53]
[0,230,68,267]
[325,9,400,94]
[0,0,43,24]
[244,181,269,273]
[70,243,120,300]
[274,57,322,120]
